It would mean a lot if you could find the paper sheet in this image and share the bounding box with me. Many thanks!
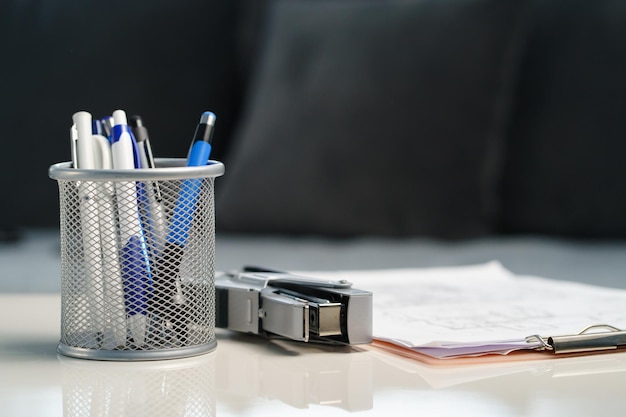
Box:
[302,262,626,358]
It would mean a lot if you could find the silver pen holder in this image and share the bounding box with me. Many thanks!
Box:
[49,159,225,360]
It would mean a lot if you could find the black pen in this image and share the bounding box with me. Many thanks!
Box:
[129,115,157,170]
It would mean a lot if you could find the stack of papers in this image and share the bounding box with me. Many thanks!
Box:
[304,262,626,359]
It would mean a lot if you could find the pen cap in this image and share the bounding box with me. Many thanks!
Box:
[112,109,128,126]
[110,124,141,169]
[73,111,95,169]
[186,112,216,166]
[129,115,149,143]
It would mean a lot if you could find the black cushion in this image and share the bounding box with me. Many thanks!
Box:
[217,0,530,238]
[500,0,626,237]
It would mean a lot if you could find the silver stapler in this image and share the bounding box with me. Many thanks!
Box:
[215,267,373,345]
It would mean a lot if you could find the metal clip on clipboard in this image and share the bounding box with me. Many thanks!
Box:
[527,324,626,354]
[215,267,373,345]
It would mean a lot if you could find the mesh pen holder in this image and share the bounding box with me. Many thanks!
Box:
[49,158,224,360]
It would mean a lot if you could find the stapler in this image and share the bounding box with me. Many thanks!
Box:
[215,266,373,345]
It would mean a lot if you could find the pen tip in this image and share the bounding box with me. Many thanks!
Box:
[200,111,216,126]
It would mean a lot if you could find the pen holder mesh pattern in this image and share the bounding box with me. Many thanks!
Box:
[49,159,224,360]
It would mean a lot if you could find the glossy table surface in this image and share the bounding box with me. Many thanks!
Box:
[2,293,626,417]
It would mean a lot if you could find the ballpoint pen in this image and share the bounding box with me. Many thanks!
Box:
[71,115,127,347]
[129,115,166,253]
[153,111,216,344]
[92,127,112,169]
[110,109,152,346]
[92,123,127,348]
[128,115,156,170]
[167,111,216,246]
[72,111,106,346]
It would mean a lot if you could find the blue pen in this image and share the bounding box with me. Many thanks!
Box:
[167,111,216,246]
[152,111,216,344]
[92,119,105,137]
[110,109,153,346]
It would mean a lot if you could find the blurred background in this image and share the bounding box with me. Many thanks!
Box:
[0,0,261,231]
[1,0,626,242]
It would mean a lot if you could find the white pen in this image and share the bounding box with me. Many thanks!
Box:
[92,126,128,348]
[72,111,106,346]
[110,109,152,346]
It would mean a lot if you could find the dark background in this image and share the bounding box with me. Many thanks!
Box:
[0,0,256,228]
[2,0,626,240]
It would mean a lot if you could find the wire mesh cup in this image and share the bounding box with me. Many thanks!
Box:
[49,158,225,360]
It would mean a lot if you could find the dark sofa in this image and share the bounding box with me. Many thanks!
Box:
[216,0,626,240]
[2,0,626,287]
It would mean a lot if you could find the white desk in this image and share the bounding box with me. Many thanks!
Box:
[1,293,626,417]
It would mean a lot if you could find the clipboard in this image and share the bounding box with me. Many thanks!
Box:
[297,263,626,364]
[369,324,626,366]
[527,324,626,355]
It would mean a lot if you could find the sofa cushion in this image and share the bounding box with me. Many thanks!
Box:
[217,0,530,238]
[500,0,626,237]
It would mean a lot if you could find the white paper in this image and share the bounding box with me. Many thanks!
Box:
[302,262,626,358]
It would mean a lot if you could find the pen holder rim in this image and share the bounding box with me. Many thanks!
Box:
[48,158,225,181]
[57,340,218,362]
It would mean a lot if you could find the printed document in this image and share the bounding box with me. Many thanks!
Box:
[303,262,626,358]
